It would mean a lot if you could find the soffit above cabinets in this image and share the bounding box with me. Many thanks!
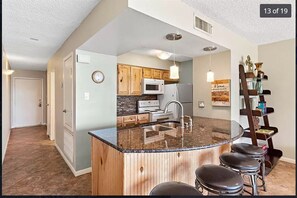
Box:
[78,9,229,61]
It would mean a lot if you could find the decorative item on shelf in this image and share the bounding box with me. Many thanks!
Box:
[258,101,266,114]
[245,55,254,72]
[255,79,263,94]
[203,46,217,82]
[166,33,182,79]
[211,79,230,106]
[254,62,264,78]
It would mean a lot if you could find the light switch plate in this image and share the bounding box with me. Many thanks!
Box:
[198,101,205,108]
[84,92,90,100]
[77,54,90,64]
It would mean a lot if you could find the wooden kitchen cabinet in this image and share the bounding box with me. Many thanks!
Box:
[122,115,137,127]
[130,66,142,95]
[162,70,170,81]
[153,69,162,79]
[117,116,123,127]
[137,114,149,124]
[142,68,153,78]
[117,65,130,95]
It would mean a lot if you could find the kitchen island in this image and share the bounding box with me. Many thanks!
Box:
[88,116,244,195]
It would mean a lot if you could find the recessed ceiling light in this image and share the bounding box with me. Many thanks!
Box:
[30,38,39,41]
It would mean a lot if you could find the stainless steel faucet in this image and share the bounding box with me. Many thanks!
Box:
[164,100,185,128]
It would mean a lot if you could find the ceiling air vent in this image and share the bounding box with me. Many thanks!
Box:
[194,15,212,34]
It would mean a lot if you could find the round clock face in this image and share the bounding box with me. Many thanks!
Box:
[92,71,104,83]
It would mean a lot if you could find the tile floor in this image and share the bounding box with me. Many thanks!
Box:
[2,126,296,196]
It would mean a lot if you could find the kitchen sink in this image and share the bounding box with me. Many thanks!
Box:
[160,122,180,128]
[142,125,173,132]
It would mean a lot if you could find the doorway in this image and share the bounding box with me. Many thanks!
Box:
[47,72,55,140]
[12,78,43,128]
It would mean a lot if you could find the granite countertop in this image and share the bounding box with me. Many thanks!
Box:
[88,116,244,153]
[117,112,149,116]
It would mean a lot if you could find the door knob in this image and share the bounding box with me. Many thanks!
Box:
[63,109,67,113]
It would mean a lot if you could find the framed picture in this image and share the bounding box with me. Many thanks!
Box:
[211,79,231,106]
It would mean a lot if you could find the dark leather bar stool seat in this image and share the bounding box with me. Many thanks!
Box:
[149,181,203,196]
[195,164,244,195]
[220,152,260,195]
[231,143,267,191]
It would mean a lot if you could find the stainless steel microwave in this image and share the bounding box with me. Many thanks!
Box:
[142,78,164,95]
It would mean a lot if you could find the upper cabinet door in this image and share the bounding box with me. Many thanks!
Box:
[130,66,143,95]
[117,64,130,95]
[153,69,162,79]
[162,70,170,81]
[142,68,153,78]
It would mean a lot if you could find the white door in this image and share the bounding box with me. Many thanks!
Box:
[63,53,73,131]
[47,72,55,140]
[13,78,43,128]
[63,53,74,163]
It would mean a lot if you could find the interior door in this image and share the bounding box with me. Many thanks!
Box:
[47,72,55,140]
[13,78,43,128]
[63,53,73,131]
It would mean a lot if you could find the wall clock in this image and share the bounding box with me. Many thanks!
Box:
[92,70,105,83]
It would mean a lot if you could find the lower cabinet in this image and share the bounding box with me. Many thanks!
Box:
[117,114,149,127]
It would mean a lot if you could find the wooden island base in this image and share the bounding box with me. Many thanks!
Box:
[91,137,231,195]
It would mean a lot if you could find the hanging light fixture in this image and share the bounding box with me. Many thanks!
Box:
[166,33,182,79]
[203,46,217,82]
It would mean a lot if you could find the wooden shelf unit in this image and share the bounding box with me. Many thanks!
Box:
[239,64,282,175]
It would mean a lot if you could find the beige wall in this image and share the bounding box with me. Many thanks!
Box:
[193,50,231,119]
[47,0,128,171]
[117,52,180,69]
[11,69,47,125]
[2,50,12,163]
[258,39,295,161]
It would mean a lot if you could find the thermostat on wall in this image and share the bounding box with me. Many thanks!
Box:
[77,54,90,64]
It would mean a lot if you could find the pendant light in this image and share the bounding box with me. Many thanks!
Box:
[203,46,217,82]
[166,33,182,79]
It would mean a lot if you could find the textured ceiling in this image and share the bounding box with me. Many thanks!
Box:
[182,0,295,45]
[2,0,101,71]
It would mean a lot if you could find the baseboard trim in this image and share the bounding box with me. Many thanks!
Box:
[54,143,92,176]
[280,157,295,164]
[2,129,11,164]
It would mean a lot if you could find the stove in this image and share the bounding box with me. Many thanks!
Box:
[138,100,174,122]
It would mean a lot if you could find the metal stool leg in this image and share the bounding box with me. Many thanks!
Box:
[250,174,258,195]
[261,158,267,191]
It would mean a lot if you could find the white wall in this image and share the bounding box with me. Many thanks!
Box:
[75,50,117,170]
[2,50,12,163]
[11,69,47,125]
[117,52,180,69]
[193,50,231,119]
[258,39,295,161]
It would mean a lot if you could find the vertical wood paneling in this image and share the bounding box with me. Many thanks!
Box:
[122,143,230,195]
[92,140,230,195]
[91,137,124,195]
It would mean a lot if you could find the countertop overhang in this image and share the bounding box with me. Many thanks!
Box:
[88,116,244,153]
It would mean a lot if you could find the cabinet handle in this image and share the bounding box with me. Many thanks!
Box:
[120,77,123,82]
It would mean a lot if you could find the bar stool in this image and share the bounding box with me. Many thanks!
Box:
[231,143,267,191]
[219,152,260,195]
[195,164,244,196]
[149,181,203,196]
